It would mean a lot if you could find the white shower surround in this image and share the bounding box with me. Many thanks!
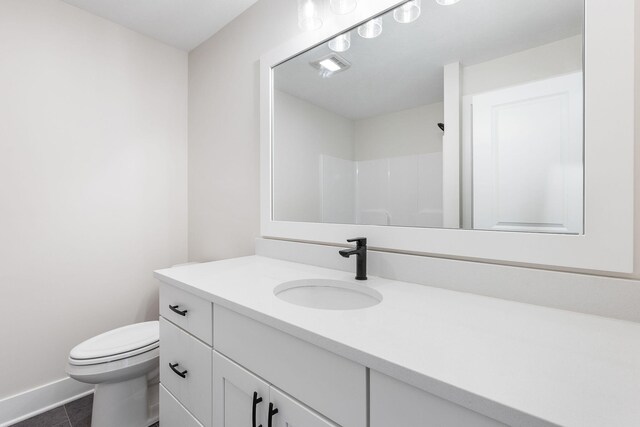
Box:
[321,153,443,227]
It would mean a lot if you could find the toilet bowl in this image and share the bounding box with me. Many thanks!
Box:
[67,321,159,427]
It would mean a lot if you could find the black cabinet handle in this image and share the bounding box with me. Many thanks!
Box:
[252,391,263,427]
[268,402,278,427]
[169,305,188,316]
[169,362,187,378]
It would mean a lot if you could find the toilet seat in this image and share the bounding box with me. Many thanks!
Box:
[67,346,159,384]
[69,321,159,366]
[69,341,159,366]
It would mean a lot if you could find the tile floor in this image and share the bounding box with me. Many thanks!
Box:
[11,394,159,427]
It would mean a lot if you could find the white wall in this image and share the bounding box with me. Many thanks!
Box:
[0,0,188,400]
[273,90,354,223]
[462,35,583,96]
[188,0,301,261]
[354,103,443,160]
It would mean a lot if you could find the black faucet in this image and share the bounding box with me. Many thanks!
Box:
[339,238,367,280]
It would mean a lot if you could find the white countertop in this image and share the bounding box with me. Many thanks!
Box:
[154,256,640,427]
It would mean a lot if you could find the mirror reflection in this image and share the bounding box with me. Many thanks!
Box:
[273,0,584,234]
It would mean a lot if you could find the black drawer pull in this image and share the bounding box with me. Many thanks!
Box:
[268,402,278,427]
[169,305,188,316]
[252,391,263,427]
[169,362,187,378]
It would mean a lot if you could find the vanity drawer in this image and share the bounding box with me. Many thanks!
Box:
[213,305,367,427]
[160,318,212,427]
[160,385,204,427]
[160,281,212,345]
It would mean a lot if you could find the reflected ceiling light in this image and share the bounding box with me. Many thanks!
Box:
[330,0,358,14]
[310,54,351,78]
[328,32,351,52]
[394,0,421,23]
[319,58,342,72]
[297,0,322,31]
[435,0,461,5]
[358,17,383,39]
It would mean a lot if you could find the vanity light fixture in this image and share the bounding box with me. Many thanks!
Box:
[297,0,323,31]
[358,17,383,39]
[394,0,421,23]
[328,32,351,52]
[435,0,461,5]
[330,0,358,15]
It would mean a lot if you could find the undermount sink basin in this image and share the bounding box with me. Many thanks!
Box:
[274,279,383,310]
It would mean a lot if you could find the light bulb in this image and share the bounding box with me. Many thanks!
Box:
[297,0,322,31]
[328,32,351,52]
[435,0,460,5]
[394,0,421,23]
[358,17,383,39]
[330,0,357,14]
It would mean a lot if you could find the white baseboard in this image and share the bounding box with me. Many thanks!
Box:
[0,377,93,427]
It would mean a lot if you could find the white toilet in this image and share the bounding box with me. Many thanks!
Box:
[67,321,159,427]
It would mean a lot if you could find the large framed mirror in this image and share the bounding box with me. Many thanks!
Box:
[260,0,635,272]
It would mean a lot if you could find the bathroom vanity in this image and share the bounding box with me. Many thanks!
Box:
[155,256,640,427]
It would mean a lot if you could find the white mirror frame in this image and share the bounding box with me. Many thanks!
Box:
[260,0,635,273]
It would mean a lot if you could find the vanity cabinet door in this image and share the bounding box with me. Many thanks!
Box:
[269,386,339,427]
[370,371,507,427]
[214,304,367,427]
[213,351,269,427]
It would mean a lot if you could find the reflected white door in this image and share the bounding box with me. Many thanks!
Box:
[472,72,583,234]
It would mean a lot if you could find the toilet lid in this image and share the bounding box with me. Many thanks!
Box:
[70,321,159,361]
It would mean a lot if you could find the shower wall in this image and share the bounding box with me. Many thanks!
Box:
[276,90,444,227]
[321,152,443,227]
